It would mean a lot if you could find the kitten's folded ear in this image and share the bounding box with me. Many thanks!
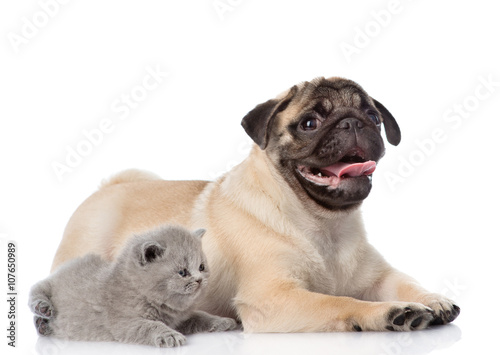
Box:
[193,229,206,239]
[138,241,165,266]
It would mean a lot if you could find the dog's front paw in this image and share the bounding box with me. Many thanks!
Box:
[153,330,186,348]
[208,317,239,332]
[384,303,435,331]
[352,302,434,332]
[419,293,460,325]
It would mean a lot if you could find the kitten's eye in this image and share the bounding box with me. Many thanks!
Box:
[178,269,189,277]
[199,263,205,272]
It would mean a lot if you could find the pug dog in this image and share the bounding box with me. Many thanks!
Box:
[51,77,459,332]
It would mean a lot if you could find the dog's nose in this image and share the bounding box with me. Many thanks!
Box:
[336,118,364,130]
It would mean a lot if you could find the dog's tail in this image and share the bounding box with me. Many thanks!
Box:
[99,169,161,189]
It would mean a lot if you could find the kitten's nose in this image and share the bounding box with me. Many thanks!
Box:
[195,278,202,285]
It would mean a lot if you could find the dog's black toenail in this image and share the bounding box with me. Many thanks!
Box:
[353,325,362,332]
[386,326,395,331]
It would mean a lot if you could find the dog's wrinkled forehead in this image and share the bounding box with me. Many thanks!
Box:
[241,76,401,149]
[292,77,370,112]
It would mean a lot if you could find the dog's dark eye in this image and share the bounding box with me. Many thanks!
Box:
[178,269,189,277]
[368,112,381,126]
[199,263,205,272]
[300,117,320,131]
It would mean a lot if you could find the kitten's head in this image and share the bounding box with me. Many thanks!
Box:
[121,225,209,311]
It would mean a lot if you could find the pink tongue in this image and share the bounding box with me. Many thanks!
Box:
[320,161,376,178]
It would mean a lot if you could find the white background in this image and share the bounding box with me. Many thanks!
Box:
[1,1,499,354]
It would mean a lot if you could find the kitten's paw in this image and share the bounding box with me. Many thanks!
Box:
[208,317,239,332]
[31,300,54,319]
[154,330,186,348]
[418,293,460,325]
[34,316,52,336]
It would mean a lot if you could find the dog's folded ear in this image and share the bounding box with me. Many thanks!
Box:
[371,98,401,146]
[241,86,298,149]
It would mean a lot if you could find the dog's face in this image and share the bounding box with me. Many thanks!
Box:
[242,77,401,211]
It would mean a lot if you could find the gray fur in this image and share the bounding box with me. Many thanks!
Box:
[28,225,238,347]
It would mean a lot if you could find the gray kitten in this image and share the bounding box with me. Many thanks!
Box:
[28,225,238,347]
